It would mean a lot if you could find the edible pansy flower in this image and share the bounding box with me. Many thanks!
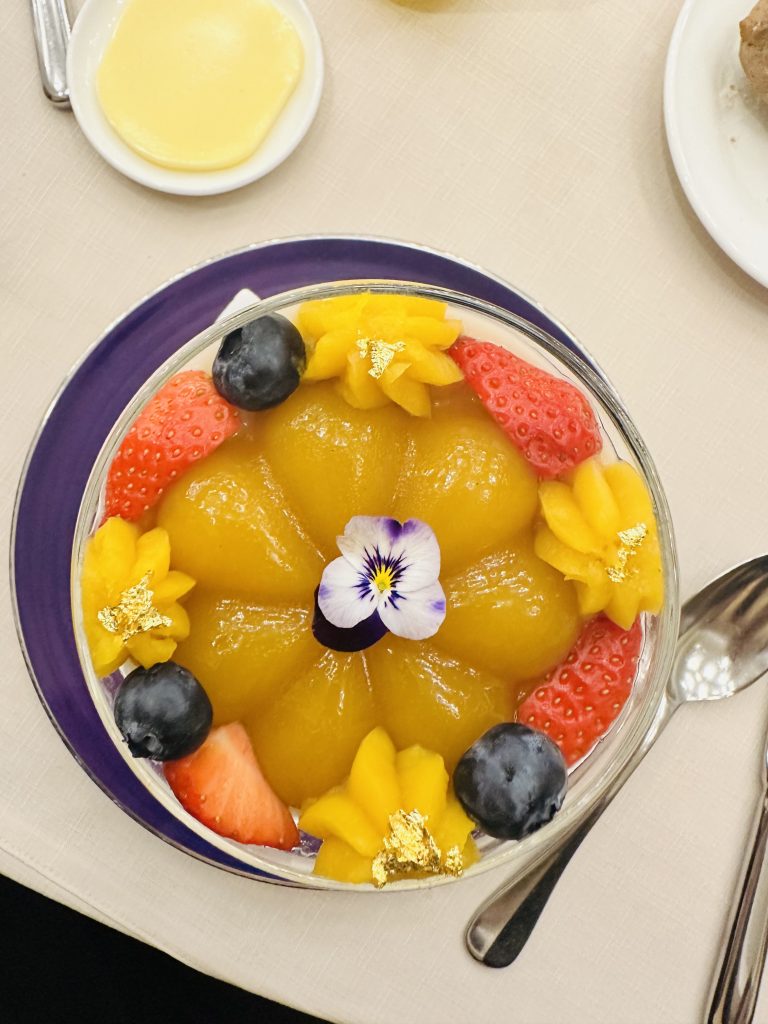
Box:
[534,458,664,630]
[80,517,195,676]
[298,727,477,887]
[317,516,446,646]
[298,293,464,417]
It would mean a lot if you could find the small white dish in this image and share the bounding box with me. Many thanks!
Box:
[67,0,324,196]
[665,0,768,287]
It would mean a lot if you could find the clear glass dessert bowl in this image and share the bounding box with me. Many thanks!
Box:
[70,279,679,890]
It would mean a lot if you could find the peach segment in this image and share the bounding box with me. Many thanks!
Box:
[367,638,512,771]
[247,650,377,807]
[173,592,316,725]
[156,434,323,602]
[438,542,581,687]
[259,382,407,557]
[394,403,538,573]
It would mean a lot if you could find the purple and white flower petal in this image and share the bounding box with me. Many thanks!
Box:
[335,515,402,571]
[378,580,447,640]
[317,515,446,643]
[317,556,374,628]
[386,518,441,593]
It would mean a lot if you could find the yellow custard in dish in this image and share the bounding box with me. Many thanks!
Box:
[97,0,304,172]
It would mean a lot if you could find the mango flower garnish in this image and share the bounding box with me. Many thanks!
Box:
[317,516,446,644]
[80,517,195,676]
[299,728,477,887]
[534,458,664,630]
[297,292,464,417]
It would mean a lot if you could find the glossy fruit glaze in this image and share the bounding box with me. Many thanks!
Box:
[154,379,583,807]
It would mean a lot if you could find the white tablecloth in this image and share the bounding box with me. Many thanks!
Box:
[4,0,768,1021]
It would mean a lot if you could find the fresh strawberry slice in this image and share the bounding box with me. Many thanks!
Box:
[164,722,299,849]
[517,615,642,766]
[104,370,239,521]
[449,337,602,478]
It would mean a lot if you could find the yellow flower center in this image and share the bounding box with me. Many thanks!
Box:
[97,572,171,642]
[606,522,648,583]
[372,565,395,593]
[356,336,406,379]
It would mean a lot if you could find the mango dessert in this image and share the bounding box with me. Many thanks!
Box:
[79,291,663,886]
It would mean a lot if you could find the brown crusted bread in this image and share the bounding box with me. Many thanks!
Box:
[741,0,768,100]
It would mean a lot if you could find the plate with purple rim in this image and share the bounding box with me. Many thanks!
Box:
[10,234,609,883]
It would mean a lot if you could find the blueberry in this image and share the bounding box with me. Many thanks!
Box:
[114,662,212,761]
[453,723,567,840]
[311,587,388,652]
[213,313,306,411]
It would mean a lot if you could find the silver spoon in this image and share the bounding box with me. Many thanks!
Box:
[707,710,768,1023]
[466,556,768,974]
[29,0,71,107]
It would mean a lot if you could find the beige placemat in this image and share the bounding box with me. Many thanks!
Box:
[4,0,768,1021]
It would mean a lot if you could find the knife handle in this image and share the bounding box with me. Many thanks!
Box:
[707,792,768,1024]
[29,0,71,107]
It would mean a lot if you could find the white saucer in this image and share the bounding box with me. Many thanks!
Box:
[67,0,324,196]
[665,0,768,287]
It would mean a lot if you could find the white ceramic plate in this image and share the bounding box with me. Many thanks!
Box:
[665,0,768,286]
[67,0,324,196]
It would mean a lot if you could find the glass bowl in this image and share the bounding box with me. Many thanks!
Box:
[70,279,679,890]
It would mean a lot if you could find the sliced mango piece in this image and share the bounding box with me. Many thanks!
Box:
[314,837,373,884]
[538,481,603,555]
[304,729,480,886]
[297,291,464,416]
[132,527,171,583]
[396,746,448,824]
[299,791,381,858]
[432,795,475,856]
[536,458,663,629]
[348,728,401,835]
[571,459,621,538]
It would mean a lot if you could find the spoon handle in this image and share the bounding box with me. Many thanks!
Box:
[466,692,674,967]
[29,0,71,107]
[466,808,602,967]
[707,792,768,1024]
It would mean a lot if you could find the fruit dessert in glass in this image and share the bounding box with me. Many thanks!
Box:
[73,282,674,889]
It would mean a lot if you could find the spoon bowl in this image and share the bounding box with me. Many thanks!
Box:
[467,556,768,968]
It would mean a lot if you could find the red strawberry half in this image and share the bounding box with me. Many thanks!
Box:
[449,337,602,478]
[517,615,642,766]
[164,723,299,850]
[104,370,239,521]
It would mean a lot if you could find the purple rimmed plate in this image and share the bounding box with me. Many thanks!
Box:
[11,235,603,882]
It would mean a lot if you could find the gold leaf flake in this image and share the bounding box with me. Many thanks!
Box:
[356,337,406,379]
[606,522,648,583]
[371,809,465,888]
[442,845,464,878]
[97,572,171,642]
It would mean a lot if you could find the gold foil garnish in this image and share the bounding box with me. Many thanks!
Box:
[443,845,464,878]
[371,809,464,887]
[356,337,406,379]
[606,522,648,583]
[97,572,171,642]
